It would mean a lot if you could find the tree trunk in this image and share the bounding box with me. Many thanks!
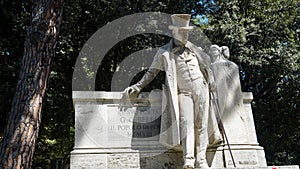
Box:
[0,0,63,168]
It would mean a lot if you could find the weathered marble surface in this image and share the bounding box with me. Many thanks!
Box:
[206,93,267,168]
[73,91,164,149]
[70,91,277,168]
[71,152,299,169]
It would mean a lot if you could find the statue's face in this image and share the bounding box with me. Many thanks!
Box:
[222,48,230,59]
[209,46,220,57]
[172,29,189,45]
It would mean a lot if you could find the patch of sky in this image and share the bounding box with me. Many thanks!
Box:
[191,0,217,25]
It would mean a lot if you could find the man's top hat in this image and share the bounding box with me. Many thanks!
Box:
[168,14,193,30]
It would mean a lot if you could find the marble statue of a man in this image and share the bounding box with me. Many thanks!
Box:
[124,14,216,169]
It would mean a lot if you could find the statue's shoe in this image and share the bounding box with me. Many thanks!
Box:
[195,161,210,169]
[207,138,223,148]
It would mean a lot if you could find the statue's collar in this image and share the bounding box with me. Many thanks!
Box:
[170,39,193,50]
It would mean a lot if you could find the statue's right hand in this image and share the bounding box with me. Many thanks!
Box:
[119,86,139,111]
[122,85,140,99]
[123,86,137,96]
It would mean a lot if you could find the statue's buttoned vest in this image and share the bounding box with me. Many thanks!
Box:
[175,47,204,92]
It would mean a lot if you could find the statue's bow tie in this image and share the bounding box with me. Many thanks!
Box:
[172,46,186,54]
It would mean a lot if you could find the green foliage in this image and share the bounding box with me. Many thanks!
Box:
[0,1,31,138]
[205,0,299,165]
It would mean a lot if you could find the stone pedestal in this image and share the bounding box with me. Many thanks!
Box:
[207,92,267,168]
[71,91,184,169]
[70,91,297,169]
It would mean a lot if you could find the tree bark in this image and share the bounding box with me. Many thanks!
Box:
[0,0,63,168]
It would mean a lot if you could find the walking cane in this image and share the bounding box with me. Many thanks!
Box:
[210,91,236,168]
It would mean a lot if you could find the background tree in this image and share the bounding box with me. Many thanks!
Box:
[0,0,64,168]
[0,0,31,139]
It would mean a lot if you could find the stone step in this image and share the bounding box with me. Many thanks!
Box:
[194,166,299,169]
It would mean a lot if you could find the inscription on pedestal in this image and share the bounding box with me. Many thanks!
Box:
[74,92,163,148]
[106,106,161,140]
